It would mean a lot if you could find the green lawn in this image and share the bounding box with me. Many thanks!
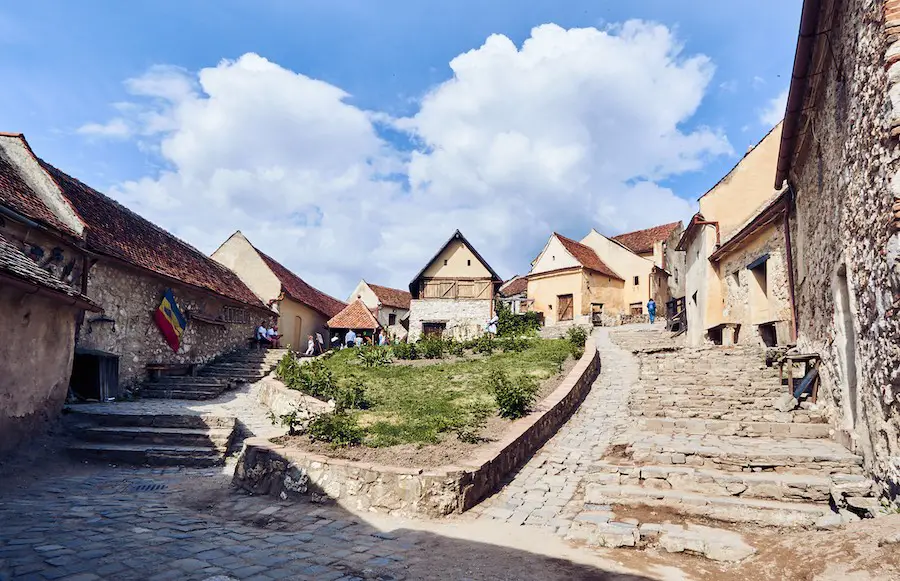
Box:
[319,338,572,447]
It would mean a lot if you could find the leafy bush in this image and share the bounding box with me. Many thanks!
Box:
[275,351,302,383]
[277,355,337,400]
[550,351,568,374]
[495,301,542,337]
[391,342,418,360]
[498,336,530,353]
[307,410,364,447]
[335,377,371,411]
[489,368,539,419]
[356,345,393,367]
[566,326,588,349]
[471,334,495,355]
[571,345,585,360]
[417,337,445,359]
[446,338,466,357]
[268,403,311,436]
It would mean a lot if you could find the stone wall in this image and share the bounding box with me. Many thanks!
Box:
[788,0,900,496]
[233,339,602,516]
[718,223,792,346]
[78,262,270,387]
[0,287,79,454]
[407,298,492,342]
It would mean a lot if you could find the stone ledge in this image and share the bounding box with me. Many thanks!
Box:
[233,338,601,517]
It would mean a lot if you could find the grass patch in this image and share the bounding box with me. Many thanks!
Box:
[317,338,572,447]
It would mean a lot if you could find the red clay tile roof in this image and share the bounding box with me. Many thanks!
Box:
[40,162,268,311]
[0,232,98,310]
[612,222,681,255]
[0,141,80,237]
[255,250,346,318]
[555,233,623,280]
[366,282,411,310]
[327,299,380,330]
[499,276,527,297]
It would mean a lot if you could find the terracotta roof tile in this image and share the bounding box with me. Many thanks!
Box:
[327,299,380,330]
[255,250,346,318]
[555,233,623,280]
[41,162,267,310]
[499,276,527,297]
[0,148,80,237]
[366,282,411,310]
[0,232,97,308]
[612,222,681,255]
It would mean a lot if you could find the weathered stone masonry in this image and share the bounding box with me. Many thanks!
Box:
[407,298,492,342]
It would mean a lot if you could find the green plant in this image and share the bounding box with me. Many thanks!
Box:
[472,334,495,355]
[268,404,309,436]
[391,342,418,360]
[278,356,337,400]
[357,345,393,367]
[495,301,542,337]
[489,368,539,419]
[550,351,568,374]
[307,410,364,447]
[446,338,466,357]
[498,336,530,353]
[417,337,445,359]
[566,326,588,349]
[335,377,371,411]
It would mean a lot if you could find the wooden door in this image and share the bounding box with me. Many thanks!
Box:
[558,294,574,321]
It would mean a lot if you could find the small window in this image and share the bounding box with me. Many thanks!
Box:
[633,276,640,286]
[629,302,642,315]
[388,313,397,326]
[423,322,446,338]
[443,259,448,266]
[467,259,471,266]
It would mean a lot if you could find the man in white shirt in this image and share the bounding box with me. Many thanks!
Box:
[256,322,269,350]
[266,326,279,348]
[305,335,315,356]
[315,332,325,354]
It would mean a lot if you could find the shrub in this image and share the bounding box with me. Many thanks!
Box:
[495,301,542,337]
[566,326,588,349]
[489,368,539,419]
[307,410,364,447]
[417,337,445,359]
[471,334,495,355]
[446,338,466,357]
[335,377,371,411]
[498,336,530,353]
[268,403,311,436]
[275,351,302,384]
[357,345,392,367]
[550,351,568,374]
[278,356,337,400]
[391,342,417,360]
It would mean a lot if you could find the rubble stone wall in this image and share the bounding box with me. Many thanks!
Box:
[78,261,270,387]
[788,0,900,496]
[407,298,492,342]
[234,339,601,516]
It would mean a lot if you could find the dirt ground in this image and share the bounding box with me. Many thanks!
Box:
[277,355,577,468]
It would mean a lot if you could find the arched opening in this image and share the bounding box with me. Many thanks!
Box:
[834,263,858,430]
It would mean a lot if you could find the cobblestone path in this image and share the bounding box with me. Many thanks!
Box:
[470,327,639,536]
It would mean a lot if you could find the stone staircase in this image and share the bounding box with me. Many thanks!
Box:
[140,348,288,400]
[567,330,876,560]
[64,410,237,467]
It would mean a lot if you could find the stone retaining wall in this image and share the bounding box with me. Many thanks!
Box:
[233,338,601,517]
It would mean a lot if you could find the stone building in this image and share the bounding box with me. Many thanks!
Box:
[497,275,529,314]
[527,232,625,326]
[677,123,793,347]
[609,221,685,300]
[0,133,99,452]
[407,230,503,341]
[775,0,900,497]
[212,231,346,350]
[346,280,411,339]
[36,162,273,391]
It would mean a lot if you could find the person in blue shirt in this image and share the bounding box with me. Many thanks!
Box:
[647,299,657,324]
[345,329,357,348]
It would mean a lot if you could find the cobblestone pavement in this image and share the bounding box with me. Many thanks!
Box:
[470,327,639,536]
[0,462,655,581]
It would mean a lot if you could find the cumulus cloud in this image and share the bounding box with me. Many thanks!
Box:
[77,118,132,139]
[759,88,788,127]
[79,21,731,296]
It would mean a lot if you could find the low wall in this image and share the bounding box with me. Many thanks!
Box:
[233,338,602,517]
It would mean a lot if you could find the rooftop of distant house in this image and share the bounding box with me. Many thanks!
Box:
[499,275,528,297]
[554,233,623,280]
[612,221,681,255]
[254,249,346,319]
[366,282,411,310]
[327,299,379,330]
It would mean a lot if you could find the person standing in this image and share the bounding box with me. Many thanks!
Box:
[315,332,325,354]
[305,335,315,356]
[647,298,657,325]
[345,329,357,348]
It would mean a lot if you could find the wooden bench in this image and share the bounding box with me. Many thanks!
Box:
[146,362,197,380]
[779,353,821,403]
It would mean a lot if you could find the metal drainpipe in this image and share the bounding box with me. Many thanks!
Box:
[783,186,800,343]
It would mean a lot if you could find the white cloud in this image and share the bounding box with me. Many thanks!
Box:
[759,88,788,127]
[79,21,731,296]
[719,80,738,93]
[77,118,132,139]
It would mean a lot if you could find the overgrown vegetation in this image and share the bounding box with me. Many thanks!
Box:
[495,301,542,337]
[282,337,572,447]
[489,368,539,419]
[566,326,588,359]
[356,345,393,367]
[417,337,445,359]
[391,342,417,360]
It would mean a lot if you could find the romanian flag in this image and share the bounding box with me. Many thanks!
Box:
[154,289,187,353]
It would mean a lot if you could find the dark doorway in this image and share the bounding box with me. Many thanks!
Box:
[758,323,777,347]
[422,322,446,339]
[70,348,120,401]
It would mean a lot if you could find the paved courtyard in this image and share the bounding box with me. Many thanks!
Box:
[470,327,638,535]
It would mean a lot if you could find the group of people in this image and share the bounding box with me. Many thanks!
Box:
[339,328,389,349]
[255,322,280,348]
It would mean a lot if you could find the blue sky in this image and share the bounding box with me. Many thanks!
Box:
[0,1,802,294]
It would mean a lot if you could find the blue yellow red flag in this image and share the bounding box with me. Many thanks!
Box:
[153,289,187,353]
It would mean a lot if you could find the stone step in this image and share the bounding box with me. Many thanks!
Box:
[636,417,830,438]
[636,385,785,398]
[148,377,227,385]
[139,388,226,400]
[63,410,236,430]
[66,442,224,467]
[615,433,864,475]
[630,394,780,410]
[585,463,874,503]
[582,484,838,528]
[631,406,825,424]
[76,426,233,450]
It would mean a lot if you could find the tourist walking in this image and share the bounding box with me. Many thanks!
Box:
[647,298,657,324]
